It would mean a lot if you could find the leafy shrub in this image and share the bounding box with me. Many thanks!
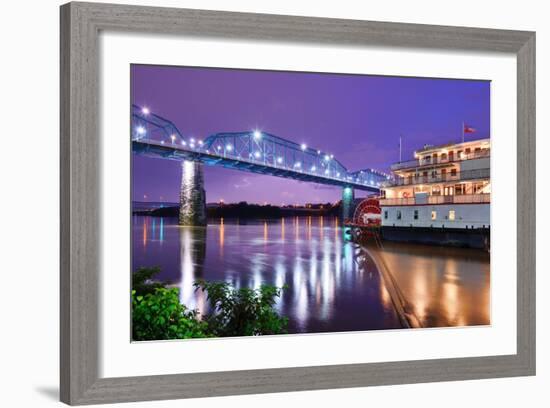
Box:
[194,280,288,337]
[132,288,210,341]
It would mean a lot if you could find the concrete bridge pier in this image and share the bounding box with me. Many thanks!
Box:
[342,186,355,221]
[179,160,207,226]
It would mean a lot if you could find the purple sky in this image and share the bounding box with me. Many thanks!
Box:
[131,65,490,205]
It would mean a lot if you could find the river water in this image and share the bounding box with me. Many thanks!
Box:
[132,215,490,334]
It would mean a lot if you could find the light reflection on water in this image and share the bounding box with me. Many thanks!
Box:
[132,216,489,334]
[369,241,491,327]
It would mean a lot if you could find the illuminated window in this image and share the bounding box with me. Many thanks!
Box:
[449,210,456,221]
[431,211,437,220]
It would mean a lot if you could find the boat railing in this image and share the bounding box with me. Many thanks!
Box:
[380,193,490,206]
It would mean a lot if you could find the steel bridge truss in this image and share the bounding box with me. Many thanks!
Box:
[131,105,389,192]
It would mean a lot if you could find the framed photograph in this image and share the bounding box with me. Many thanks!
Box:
[60,2,535,405]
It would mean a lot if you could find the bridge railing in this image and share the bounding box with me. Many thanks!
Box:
[131,105,387,189]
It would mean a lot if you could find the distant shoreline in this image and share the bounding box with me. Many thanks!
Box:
[133,202,341,219]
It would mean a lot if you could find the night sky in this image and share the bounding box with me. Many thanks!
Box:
[131,65,490,205]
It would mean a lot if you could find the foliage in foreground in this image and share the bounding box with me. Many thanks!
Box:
[131,267,288,340]
[132,288,210,340]
[194,280,288,337]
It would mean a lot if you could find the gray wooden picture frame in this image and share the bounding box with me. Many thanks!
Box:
[60,2,536,405]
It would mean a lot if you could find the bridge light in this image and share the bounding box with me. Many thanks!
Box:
[181,140,187,146]
[136,126,146,135]
[190,143,195,149]
[317,150,321,154]
[311,166,316,172]
[277,157,283,164]
[301,143,307,151]
[216,145,221,150]
[190,137,195,143]
[160,140,165,144]
[324,155,330,161]
[325,170,329,175]
[170,134,176,143]
[330,154,334,159]
[198,140,204,146]
[141,107,150,115]
[295,162,301,168]
[253,130,262,140]
[336,172,340,177]
[226,144,233,151]
[254,151,261,159]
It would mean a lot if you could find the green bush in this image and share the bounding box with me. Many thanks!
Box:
[132,287,210,341]
[131,267,289,340]
[194,280,288,337]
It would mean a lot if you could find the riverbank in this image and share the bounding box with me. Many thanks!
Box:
[133,202,341,219]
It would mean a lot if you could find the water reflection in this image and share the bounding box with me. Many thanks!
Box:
[367,241,490,327]
[132,215,490,333]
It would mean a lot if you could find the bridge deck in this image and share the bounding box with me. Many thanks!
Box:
[133,140,380,192]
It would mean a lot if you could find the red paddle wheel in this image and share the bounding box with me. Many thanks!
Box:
[352,197,381,226]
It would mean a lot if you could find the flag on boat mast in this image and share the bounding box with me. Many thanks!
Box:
[399,135,402,163]
[462,122,476,143]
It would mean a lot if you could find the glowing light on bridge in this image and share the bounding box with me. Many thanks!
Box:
[131,104,387,193]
